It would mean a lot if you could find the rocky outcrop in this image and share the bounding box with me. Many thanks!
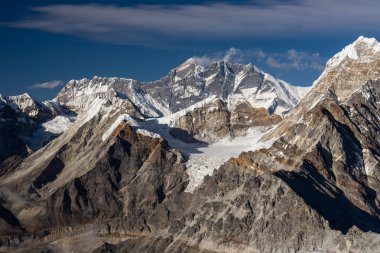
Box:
[169,98,281,143]
[229,101,282,135]
[257,37,380,221]
[169,99,231,143]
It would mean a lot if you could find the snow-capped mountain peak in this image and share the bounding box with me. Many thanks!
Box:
[144,59,309,115]
[172,58,205,81]
[326,36,380,70]
[56,77,165,117]
[54,59,309,120]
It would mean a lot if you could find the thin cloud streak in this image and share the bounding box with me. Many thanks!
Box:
[29,80,63,89]
[266,50,324,71]
[193,48,325,71]
[6,0,380,45]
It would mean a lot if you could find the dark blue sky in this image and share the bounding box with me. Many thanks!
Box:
[1,0,380,100]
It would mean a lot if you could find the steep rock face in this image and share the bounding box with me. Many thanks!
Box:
[244,98,380,228]
[169,98,232,143]
[168,98,281,143]
[323,36,380,101]
[2,92,380,253]
[223,38,380,236]
[91,161,379,253]
[0,98,188,250]
[270,36,380,142]
[263,37,380,154]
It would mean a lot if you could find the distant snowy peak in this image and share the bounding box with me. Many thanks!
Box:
[176,58,205,74]
[326,36,380,71]
[56,77,121,110]
[146,58,310,116]
[56,59,309,119]
[0,92,77,162]
[1,93,64,123]
[8,93,41,117]
[305,36,380,104]
[56,77,165,117]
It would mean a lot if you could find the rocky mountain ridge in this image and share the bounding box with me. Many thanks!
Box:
[56,59,308,117]
[0,58,308,164]
[1,36,380,252]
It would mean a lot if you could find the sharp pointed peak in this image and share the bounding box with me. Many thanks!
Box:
[178,57,198,67]
[326,36,380,70]
[10,93,33,99]
[184,57,196,63]
[354,35,378,45]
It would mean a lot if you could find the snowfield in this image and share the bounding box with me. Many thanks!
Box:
[184,128,275,192]
[142,115,275,193]
[42,115,75,134]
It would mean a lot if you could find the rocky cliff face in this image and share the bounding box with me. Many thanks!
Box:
[166,97,281,143]
[1,36,380,253]
[227,36,380,238]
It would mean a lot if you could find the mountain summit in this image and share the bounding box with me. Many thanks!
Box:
[326,36,380,71]
[55,59,308,117]
[143,59,308,115]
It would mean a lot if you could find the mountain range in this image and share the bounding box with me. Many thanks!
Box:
[1,36,380,252]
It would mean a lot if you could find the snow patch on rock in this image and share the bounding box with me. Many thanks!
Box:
[42,116,75,134]
[102,114,161,141]
[157,96,218,126]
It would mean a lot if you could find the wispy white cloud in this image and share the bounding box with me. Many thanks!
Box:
[266,49,324,71]
[28,80,63,89]
[5,0,380,45]
[192,48,325,71]
[192,48,257,66]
